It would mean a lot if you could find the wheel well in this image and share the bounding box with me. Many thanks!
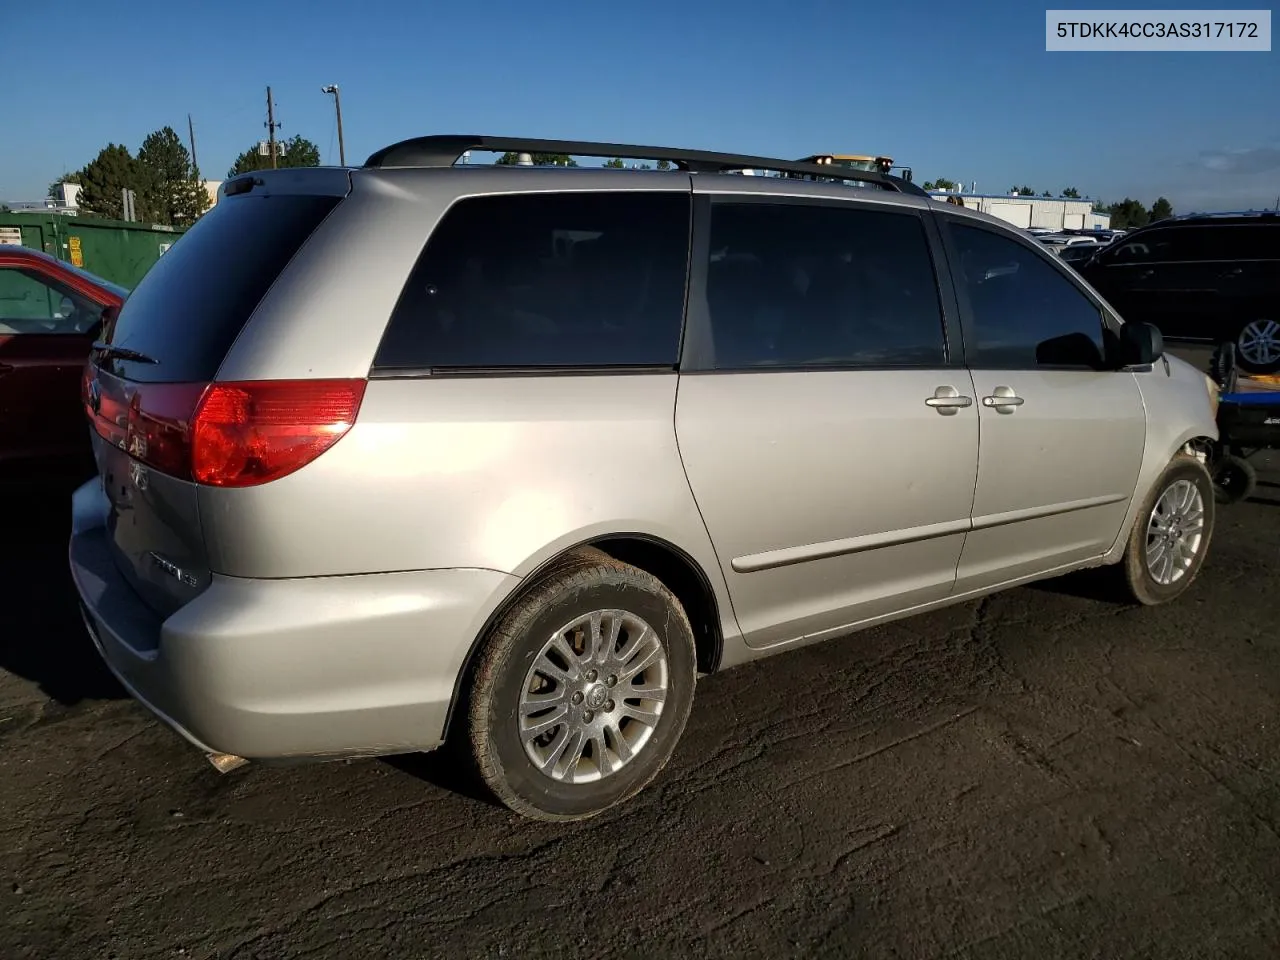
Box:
[591,536,724,676]
[441,535,726,744]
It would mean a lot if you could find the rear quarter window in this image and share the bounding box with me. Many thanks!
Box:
[374,191,692,371]
[105,194,340,383]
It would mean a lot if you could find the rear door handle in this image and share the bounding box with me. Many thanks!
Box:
[925,385,973,415]
[982,386,1024,413]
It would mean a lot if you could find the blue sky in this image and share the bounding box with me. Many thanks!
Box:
[2,0,1277,212]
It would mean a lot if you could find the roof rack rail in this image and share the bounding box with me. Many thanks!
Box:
[1172,209,1278,221]
[362,135,929,197]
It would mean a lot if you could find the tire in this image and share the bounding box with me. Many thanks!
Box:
[468,547,697,821]
[1118,455,1215,606]
[1212,453,1258,505]
[1234,319,1280,375]
[1209,342,1239,393]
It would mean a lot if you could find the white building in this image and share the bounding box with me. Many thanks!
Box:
[929,191,1111,232]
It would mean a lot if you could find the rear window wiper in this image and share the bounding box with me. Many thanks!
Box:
[91,341,160,365]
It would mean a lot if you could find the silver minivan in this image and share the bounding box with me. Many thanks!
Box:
[70,136,1220,821]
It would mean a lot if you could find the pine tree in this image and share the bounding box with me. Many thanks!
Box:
[137,126,208,226]
[76,144,152,221]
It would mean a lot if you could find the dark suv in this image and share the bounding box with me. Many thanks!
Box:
[1077,212,1280,373]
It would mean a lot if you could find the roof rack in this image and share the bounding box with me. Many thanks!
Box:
[362,135,929,197]
[1171,209,1278,221]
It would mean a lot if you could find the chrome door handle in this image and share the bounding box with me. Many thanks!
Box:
[925,385,973,415]
[982,386,1024,413]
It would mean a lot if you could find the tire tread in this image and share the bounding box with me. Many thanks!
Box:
[467,547,695,822]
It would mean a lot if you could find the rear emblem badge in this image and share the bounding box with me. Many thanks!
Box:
[148,552,199,588]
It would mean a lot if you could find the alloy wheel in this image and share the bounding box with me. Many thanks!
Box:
[1145,479,1207,585]
[518,609,669,784]
[1237,319,1280,368]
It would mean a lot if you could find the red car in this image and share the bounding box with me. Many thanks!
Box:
[0,246,127,478]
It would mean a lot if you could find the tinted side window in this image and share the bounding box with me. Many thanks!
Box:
[702,201,945,369]
[1213,224,1280,260]
[950,224,1107,369]
[0,267,104,335]
[1107,226,1211,264]
[375,192,690,370]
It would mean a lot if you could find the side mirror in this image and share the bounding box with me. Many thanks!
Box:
[1119,321,1164,366]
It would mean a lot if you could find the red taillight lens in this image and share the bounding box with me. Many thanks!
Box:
[190,379,367,487]
[83,371,365,487]
[128,382,210,478]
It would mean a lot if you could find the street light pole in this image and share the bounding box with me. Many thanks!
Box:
[322,84,345,166]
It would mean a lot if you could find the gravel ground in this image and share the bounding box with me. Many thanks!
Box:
[2,448,1278,960]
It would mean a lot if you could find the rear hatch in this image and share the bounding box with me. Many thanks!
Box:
[83,178,346,619]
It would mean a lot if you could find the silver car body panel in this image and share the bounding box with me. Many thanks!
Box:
[675,369,979,649]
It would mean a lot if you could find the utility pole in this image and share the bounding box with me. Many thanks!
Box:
[187,113,199,174]
[322,84,345,166]
[265,85,279,168]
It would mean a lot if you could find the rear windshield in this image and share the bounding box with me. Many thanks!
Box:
[104,193,340,383]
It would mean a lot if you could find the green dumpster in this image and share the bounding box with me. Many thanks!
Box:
[0,211,185,289]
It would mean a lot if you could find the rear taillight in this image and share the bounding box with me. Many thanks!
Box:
[85,373,366,487]
[191,380,366,487]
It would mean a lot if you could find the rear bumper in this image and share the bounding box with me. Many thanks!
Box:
[68,478,517,761]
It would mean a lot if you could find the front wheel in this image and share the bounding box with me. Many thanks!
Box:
[1118,455,1215,605]
[1235,319,1280,375]
[467,548,697,821]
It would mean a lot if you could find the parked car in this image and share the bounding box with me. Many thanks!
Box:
[0,245,127,478]
[1058,242,1103,265]
[70,135,1220,822]
[1077,212,1280,373]
[1038,233,1098,249]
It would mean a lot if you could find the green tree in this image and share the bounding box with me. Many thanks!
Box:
[602,157,626,169]
[1061,187,1080,198]
[494,152,578,166]
[1107,198,1150,230]
[1149,196,1174,221]
[137,126,209,226]
[1042,190,1053,197]
[227,135,322,177]
[75,144,154,221]
[0,204,10,213]
[656,158,672,171]
[1010,185,1035,196]
[923,177,956,191]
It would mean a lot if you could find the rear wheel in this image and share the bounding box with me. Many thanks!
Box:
[468,548,696,821]
[1118,455,1215,605]
[1235,319,1280,374]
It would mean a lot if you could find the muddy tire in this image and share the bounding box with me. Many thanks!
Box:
[1118,455,1215,606]
[468,548,696,821]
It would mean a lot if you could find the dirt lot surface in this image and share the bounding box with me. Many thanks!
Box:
[3,449,1278,960]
